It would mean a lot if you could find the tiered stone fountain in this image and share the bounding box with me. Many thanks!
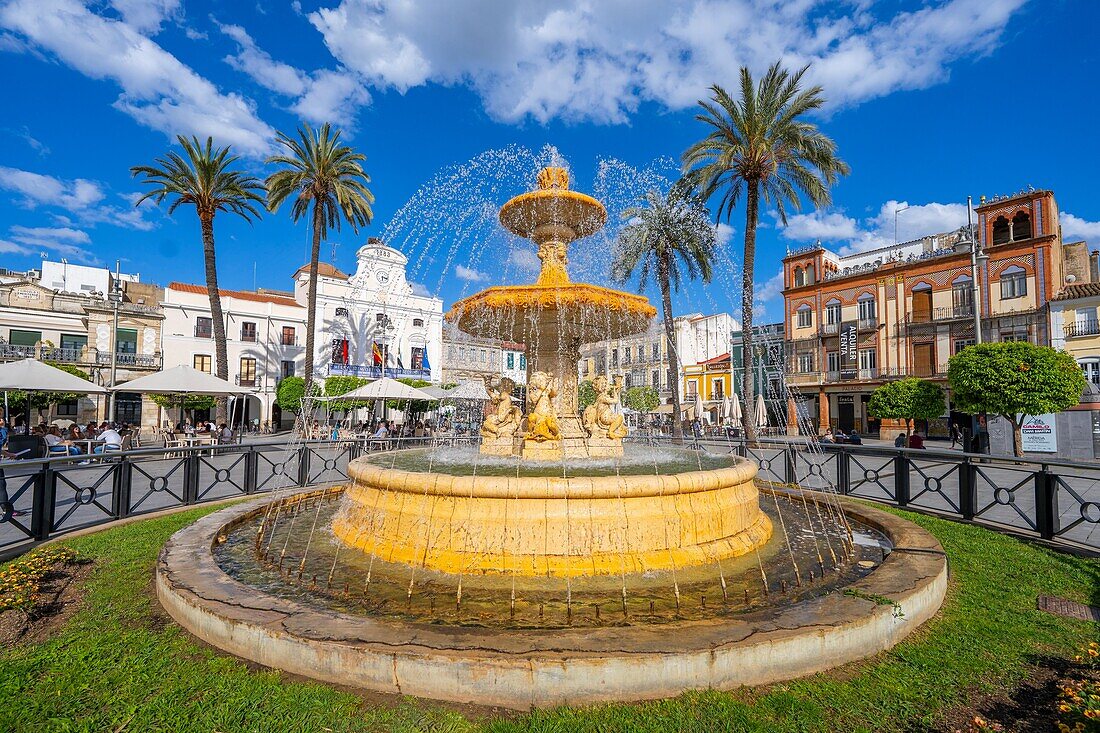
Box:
[156,164,948,710]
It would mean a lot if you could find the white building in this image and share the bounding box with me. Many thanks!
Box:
[579,312,738,403]
[161,283,307,429]
[302,238,443,384]
[501,341,527,385]
[38,259,139,297]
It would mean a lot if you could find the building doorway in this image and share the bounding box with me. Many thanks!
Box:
[837,396,855,434]
[115,392,142,425]
[913,342,934,377]
[912,285,932,322]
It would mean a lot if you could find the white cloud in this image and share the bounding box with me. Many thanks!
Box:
[1,225,98,263]
[0,166,157,231]
[108,0,180,33]
[507,248,541,276]
[455,264,488,282]
[779,211,859,241]
[714,222,735,249]
[307,0,1025,124]
[0,0,274,156]
[754,268,785,306]
[216,20,370,127]
[1061,212,1100,243]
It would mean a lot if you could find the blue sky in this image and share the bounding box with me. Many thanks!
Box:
[0,0,1097,324]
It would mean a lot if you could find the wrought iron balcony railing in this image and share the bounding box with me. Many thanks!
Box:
[327,364,432,380]
[1064,320,1100,338]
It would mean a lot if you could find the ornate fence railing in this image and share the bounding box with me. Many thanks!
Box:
[4,435,1098,560]
[0,437,447,561]
[626,435,1100,554]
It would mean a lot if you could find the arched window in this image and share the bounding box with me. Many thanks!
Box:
[951,274,973,313]
[1011,211,1032,240]
[806,263,816,284]
[1079,358,1100,386]
[991,216,1011,245]
[824,298,841,325]
[793,266,805,287]
[857,293,876,323]
[999,265,1027,299]
[796,304,812,328]
[412,318,424,327]
[911,282,933,322]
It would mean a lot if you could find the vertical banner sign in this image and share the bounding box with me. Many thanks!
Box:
[839,321,858,380]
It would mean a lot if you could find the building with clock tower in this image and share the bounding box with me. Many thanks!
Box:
[296,237,443,384]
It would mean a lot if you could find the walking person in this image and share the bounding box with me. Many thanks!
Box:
[949,421,961,449]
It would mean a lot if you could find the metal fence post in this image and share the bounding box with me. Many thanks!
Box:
[115,456,133,519]
[244,447,258,495]
[183,452,200,504]
[297,445,311,487]
[837,447,851,495]
[1034,465,1058,540]
[959,456,976,520]
[785,446,797,485]
[894,451,910,507]
[30,463,50,541]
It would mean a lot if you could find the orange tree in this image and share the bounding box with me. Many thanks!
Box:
[867,378,945,438]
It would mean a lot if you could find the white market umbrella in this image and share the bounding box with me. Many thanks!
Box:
[721,394,731,423]
[728,395,743,428]
[754,393,768,429]
[334,377,436,402]
[0,358,107,393]
[419,385,451,400]
[111,365,243,396]
[442,381,491,401]
[693,393,704,421]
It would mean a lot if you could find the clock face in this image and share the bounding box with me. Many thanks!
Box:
[376,269,390,284]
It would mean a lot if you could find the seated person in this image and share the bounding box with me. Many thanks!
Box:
[819,430,835,444]
[94,423,123,453]
[834,429,848,443]
[846,432,863,445]
[45,426,80,456]
[893,432,907,448]
[372,423,389,439]
[218,423,233,442]
[907,432,926,450]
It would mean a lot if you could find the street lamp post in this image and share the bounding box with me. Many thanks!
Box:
[107,259,121,422]
[894,204,910,245]
[965,196,988,344]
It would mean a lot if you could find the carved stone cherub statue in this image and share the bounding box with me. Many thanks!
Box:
[480,375,522,439]
[583,374,628,440]
[525,370,561,442]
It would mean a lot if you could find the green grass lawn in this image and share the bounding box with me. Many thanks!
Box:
[0,504,1096,733]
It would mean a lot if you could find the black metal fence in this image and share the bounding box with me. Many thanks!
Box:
[2,436,1098,561]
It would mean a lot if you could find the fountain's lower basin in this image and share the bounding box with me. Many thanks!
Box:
[156,488,947,709]
[336,450,771,577]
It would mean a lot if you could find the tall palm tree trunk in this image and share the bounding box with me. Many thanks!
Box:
[660,256,684,444]
[741,182,759,446]
[200,213,229,424]
[303,202,323,396]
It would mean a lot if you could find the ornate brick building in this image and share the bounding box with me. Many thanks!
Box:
[781,189,1062,437]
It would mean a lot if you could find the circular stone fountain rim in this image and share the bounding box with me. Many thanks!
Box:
[156,491,947,708]
[351,452,755,499]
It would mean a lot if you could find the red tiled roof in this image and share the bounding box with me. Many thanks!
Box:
[293,262,348,280]
[1052,283,1100,301]
[168,282,300,308]
[700,352,731,365]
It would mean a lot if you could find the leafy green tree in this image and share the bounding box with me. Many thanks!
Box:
[323,376,369,412]
[948,342,1085,457]
[148,394,217,412]
[275,376,320,414]
[131,136,265,423]
[612,183,717,443]
[266,123,374,393]
[578,380,597,411]
[683,62,849,444]
[622,386,660,413]
[868,378,946,439]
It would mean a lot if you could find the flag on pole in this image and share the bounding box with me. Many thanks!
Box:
[372,342,383,365]
[422,348,431,371]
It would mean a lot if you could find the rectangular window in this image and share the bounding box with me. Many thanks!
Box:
[686,380,698,397]
[193,354,212,373]
[281,360,295,379]
[652,370,660,388]
[412,346,424,369]
[241,321,257,342]
[826,351,840,372]
[858,298,876,322]
[239,357,257,387]
[954,339,975,355]
[506,353,514,369]
[116,328,137,354]
[652,343,660,360]
[712,380,724,399]
[1000,327,1029,343]
[1000,271,1027,299]
[797,309,812,328]
[624,346,631,363]
[611,348,619,368]
[195,316,212,338]
[55,399,78,416]
[60,333,87,355]
[8,329,41,346]
[797,353,815,373]
[281,326,296,345]
[519,354,527,370]
[825,304,841,325]
[858,349,876,370]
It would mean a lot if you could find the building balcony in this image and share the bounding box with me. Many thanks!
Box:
[0,344,161,370]
[1064,320,1100,338]
[820,322,839,336]
[858,368,879,380]
[327,363,431,380]
[857,317,878,331]
[96,352,162,369]
[786,371,821,387]
[906,306,975,325]
[236,376,258,387]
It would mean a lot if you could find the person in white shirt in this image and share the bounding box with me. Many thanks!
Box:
[94,423,123,453]
[371,424,389,439]
[218,423,233,443]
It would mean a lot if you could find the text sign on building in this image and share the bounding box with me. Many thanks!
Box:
[839,321,858,380]
[1020,413,1058,453]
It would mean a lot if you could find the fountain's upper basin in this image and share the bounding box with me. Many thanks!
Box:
[499,188,607,241]
[446,282,656,342]
[333,448,772,577]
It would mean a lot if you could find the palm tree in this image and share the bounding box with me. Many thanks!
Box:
[683,62,849,443]
[265,123,374,393]
[131,136,264,422]
[612,182,717,443]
